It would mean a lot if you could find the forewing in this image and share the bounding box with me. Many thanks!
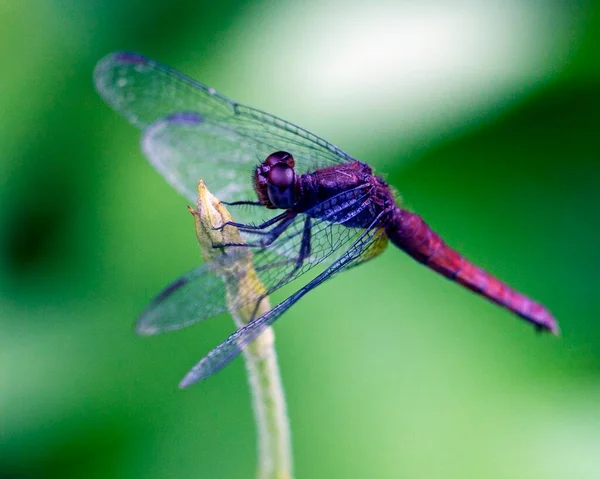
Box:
[180,221,388,386]
[94,52,354,206]
[141,113,263,224]
[136,184,377,335]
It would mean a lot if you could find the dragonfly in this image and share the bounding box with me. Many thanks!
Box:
[94,52,559,386]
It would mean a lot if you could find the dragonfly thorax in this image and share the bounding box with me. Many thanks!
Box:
[253,151,298,209]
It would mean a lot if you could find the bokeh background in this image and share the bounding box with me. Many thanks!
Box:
[2,1,599,478]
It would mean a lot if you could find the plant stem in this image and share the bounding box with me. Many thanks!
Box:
[242,325,293,479]
[189,180,293,479]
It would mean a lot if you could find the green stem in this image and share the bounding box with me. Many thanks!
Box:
[242,326,293,479]
[190,180,294,479]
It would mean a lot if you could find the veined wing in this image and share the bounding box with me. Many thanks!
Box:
[180,216,389,387]
[137,184,382,335]
[94,52,354,211]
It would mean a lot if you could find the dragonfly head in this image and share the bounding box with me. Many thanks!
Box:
[253,151,297,209]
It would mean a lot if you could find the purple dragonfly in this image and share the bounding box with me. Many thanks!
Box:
[94,52,558,386]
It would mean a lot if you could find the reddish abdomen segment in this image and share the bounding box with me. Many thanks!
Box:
[385,207,558,334]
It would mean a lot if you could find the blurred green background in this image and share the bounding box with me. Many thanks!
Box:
[2,1,599,478]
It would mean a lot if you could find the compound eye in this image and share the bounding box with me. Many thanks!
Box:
[266,163,296,209]
[268,163,294,189]
[265,151,295,168]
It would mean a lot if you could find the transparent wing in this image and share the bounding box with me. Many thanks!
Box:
[180,219,388,387]
[140,112,265,226]
[94,52,354,212]
[136,184,381,335]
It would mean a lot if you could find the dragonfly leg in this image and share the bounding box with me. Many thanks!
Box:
[212,211,289,233]
[248,216,312,321]
[212,211,298,249]
[221,200,263,206]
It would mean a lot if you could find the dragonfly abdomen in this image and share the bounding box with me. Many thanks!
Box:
[386,207,558,334]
